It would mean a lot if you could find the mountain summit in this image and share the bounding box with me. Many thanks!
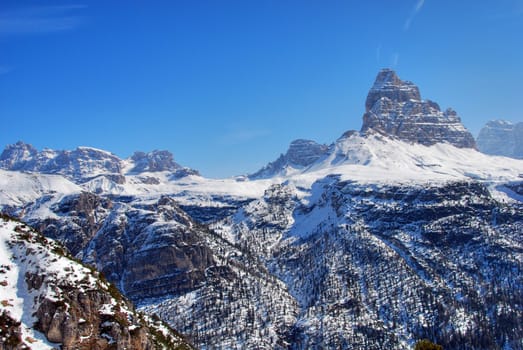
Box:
[361,69,476,148]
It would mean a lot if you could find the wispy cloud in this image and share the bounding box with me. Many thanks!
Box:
[392,53,400,67]
[404,0,425,31]
[0,5,86,35]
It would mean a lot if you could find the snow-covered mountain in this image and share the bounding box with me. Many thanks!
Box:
[214,177,523,349]
[477,119,523,159]
[0,142,198,183]
[0,215,193,350]
[1,69,523,349]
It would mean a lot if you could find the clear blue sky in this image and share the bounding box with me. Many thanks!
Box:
[1,1,522,178]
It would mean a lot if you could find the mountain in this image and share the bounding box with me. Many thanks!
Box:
[0,214,193,350]
[250,139,329,179]
[253,69,478,179]
[477,120,523,159]
[215,177,523,349]
[1,69,523,349]
[0,142,122,182]
[0,142,199,183]
[15,189,297,349]
[361,69,476,148]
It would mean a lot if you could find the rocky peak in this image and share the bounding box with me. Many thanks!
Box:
[365,68,421,111]
[250,139,329,179]
[129,150,200,178]
[286,139,330,167]
[130,150,179,172]
[361,69,476,149]
[477,119,523,158]
[0,141,38,170]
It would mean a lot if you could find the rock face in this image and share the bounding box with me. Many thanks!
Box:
[477,120,523,159]
[361,69,476,148]
[250,139,329,178]
[0,215,193,350]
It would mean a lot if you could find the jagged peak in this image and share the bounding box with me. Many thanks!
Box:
[0,140,38,155]
[361,69,476,149]
[365,69,421,111]
[371,68,401,88]
[130,149,187,173]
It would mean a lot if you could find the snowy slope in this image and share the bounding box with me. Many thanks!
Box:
[2,133,523,211]
[0,215,193,350]
[78,133,523,206]
[306,132,523,185]
[0,219,57,349]
[2,68,522,349]
[0,169,80,207]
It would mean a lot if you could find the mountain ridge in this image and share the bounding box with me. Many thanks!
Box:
[0,142,199,183]
[1,69,522,349]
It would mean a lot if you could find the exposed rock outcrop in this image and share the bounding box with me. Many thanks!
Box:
[361,69,476,148]
[0,216,193,350]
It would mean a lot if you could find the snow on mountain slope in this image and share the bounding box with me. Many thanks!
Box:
[0,215,193,350]
[305,132,523,185]
[214,176,523,349]
[3,132,522,212]
[0,219,56,349]
[0,170,81,222]
[0,142,199,184]
[2,133,523,224]
[250,139,330,179]
[1,69,523,349]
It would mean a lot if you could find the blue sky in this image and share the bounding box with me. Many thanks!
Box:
[1,1,522,178]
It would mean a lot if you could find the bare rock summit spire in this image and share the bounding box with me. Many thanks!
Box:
[361,69,476,148]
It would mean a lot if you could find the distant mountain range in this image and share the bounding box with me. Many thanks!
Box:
[1,69,522,349]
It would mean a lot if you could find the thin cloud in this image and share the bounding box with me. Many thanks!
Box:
[392,53,400,67]
[0,5,86,35]
[404,0,425,31]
